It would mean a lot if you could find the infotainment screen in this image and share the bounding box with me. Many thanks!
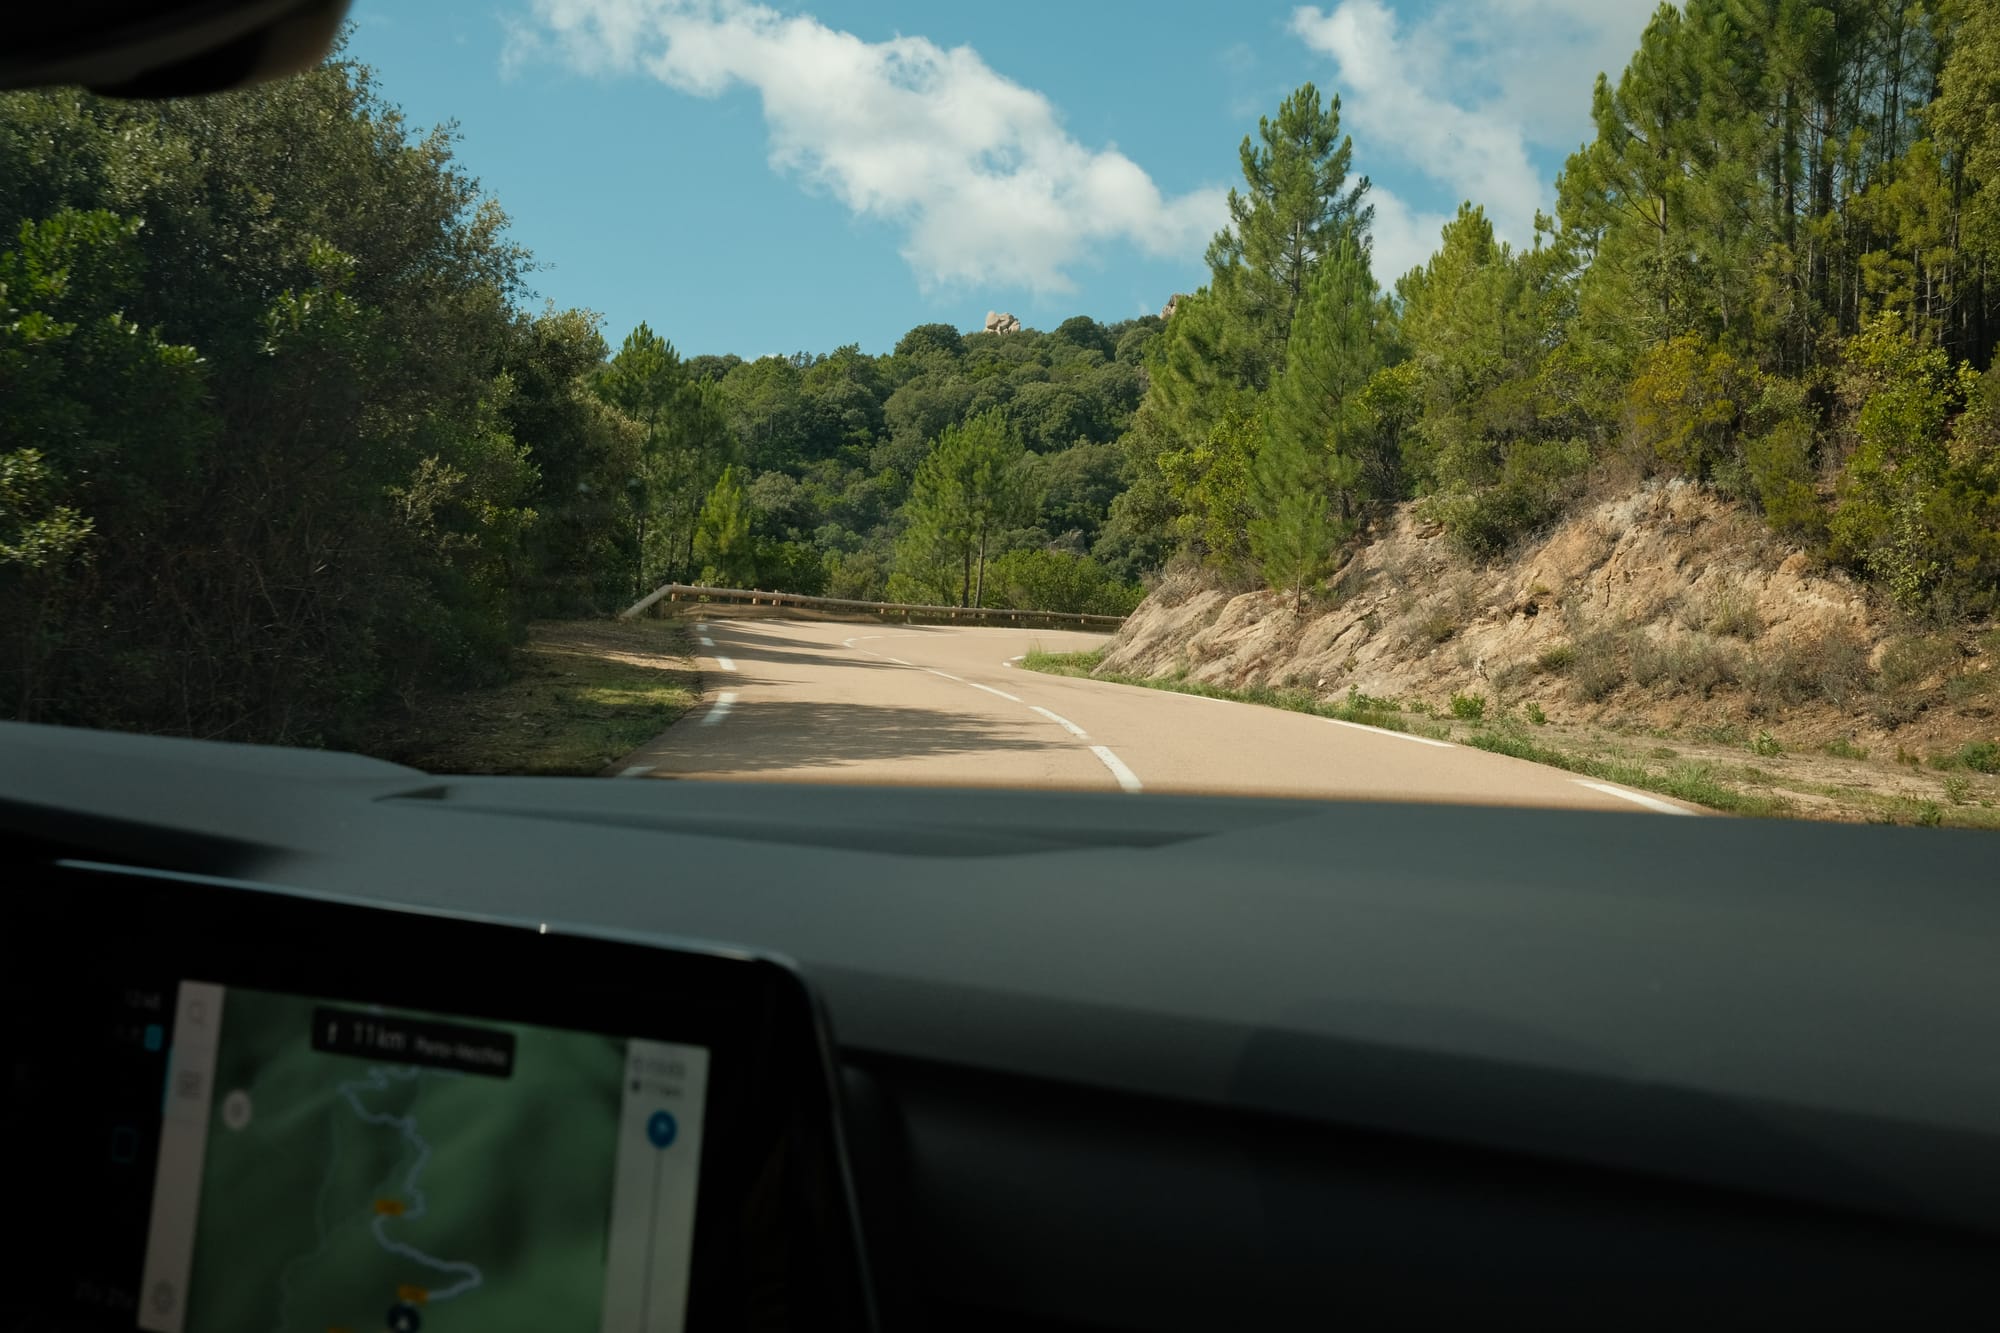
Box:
[3,861,875,1333]
[138,983,709,1333]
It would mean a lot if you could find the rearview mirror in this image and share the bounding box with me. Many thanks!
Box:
[0,0,351,99]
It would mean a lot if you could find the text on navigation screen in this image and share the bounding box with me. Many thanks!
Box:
[138,982,709,1333]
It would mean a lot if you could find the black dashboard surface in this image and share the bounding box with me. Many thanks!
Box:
[4,720,1998,1327]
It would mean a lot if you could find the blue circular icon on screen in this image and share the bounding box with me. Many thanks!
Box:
[647,1109,678,1149]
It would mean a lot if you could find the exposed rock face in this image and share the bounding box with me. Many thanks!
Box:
[1162,293,1188,320]
[983,310,1022,334]
[1098,479,1942,743]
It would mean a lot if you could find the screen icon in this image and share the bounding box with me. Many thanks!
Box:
[647,1109,677,1149]
[143,1023,164,1052]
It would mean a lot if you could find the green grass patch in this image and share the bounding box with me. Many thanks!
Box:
[364,619,702,775]
[1020,648,1107,677]
[1020,651,1421,733]
[1461,730,1794,818]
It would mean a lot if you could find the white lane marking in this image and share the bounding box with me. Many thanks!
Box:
[1031,706,1089,740]
[842,637,857,647]
[969,682,1021,703]
[1089,745,1143,793]
[926,669,964,682]
[884,656,911,665]
[698,635,716,648]
[1001,660,1015,669]
[699,691,739,726]
[617,765,654,778]
[695,622,708,631]
[716,655,736,672]
[1007,654,1024,662]
[1572,780,1697,815]
[1321,716,1455,748]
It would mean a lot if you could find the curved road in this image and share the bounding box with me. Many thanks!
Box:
[616,614,1696,814]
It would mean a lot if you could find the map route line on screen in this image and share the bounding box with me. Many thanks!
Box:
[337,1066,485,1302]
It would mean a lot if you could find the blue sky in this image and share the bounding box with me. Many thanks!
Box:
[347,1,1659,357]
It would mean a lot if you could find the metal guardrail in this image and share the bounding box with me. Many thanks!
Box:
[620,582,1127,629]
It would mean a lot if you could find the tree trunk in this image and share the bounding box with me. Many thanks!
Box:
[974,527,988,609]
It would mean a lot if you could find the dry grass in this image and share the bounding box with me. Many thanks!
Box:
[363,619,701,775]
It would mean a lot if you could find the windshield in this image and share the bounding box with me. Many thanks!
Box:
[2,0,1996,826]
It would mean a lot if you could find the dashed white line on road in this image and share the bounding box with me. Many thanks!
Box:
[1321,717,1455,748]
[842,637,857,647]
[695,622,708,631]
[1089,745,1143,792]
[716,655,736,672]
[1031,706,1089,739]
[968,682,1021,702]
[884,656,911,665]
[700,691,739,726]
[698,635,716,648]
[1572,780,1696,815]
[926,669,964,682]
[617,765,654,778]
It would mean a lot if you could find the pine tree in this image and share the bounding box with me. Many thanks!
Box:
[694,464,754,587]
[1205,82,1374,387]
[889,411,1031,607]
[1250,240,1378,602]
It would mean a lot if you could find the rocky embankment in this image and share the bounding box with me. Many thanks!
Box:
[1102,480,1998,758]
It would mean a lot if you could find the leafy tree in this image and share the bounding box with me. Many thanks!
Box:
[983,548,1142,615]
[890,410,1031,606]
[893,322,964,361]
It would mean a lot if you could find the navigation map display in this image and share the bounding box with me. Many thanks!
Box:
[137,982,710,1333]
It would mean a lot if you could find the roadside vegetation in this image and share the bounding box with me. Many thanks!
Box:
[365,620,699,776]
[7,5,1999,792]
[1022,650,2000,827]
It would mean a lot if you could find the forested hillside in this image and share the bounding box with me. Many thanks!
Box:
[1132,0,2000,627]
[0,49,1153,748]
[5,2,1999,754]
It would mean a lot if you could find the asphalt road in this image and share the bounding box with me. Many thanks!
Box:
[615,614,1698,814]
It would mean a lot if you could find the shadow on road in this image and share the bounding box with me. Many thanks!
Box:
[658,699,1062,775]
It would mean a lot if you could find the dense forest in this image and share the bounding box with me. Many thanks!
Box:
[1137,0,2000,620]
[4,2,1999,750]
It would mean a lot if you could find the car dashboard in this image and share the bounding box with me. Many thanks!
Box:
[3,719,1998,1330]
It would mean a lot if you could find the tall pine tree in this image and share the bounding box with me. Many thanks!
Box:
[1250,240,1379,602]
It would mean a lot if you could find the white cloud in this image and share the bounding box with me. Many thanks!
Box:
[1364,186,1451,287]
[1291,0,1656,267]
[509,0,1226,295]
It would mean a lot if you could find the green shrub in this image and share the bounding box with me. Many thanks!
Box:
[1524,701,1548,726]
[1960,741,2000,774]
[1449,691,1487,721]
[1428,437,1590,560]
[1943,774,1973,805]
[1823,738,1869,760]
[1537,642,1576,673]
[1745,414,1828,542]
[1751,730,1783,758]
